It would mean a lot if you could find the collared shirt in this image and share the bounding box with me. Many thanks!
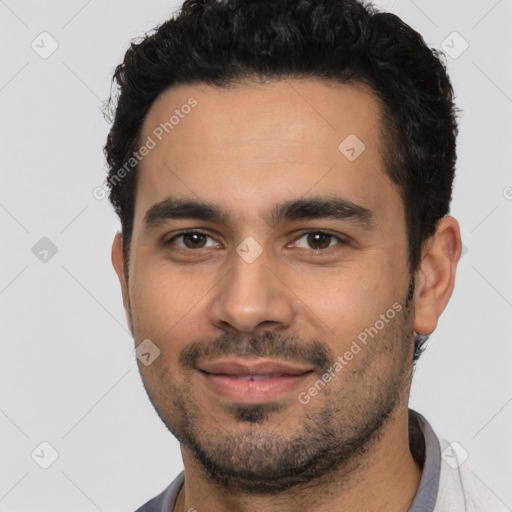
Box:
[133,409,506,511]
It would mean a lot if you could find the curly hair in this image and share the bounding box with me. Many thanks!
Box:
[103,0,458,361]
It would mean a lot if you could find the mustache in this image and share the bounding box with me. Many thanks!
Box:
[179,331,333,374]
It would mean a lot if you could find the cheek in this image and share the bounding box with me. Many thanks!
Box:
[128,261,215,347]
[286,257,405,338]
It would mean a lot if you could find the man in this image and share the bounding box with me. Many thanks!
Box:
[104,0,502,510]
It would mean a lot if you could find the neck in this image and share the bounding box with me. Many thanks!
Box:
[175,405,422,512]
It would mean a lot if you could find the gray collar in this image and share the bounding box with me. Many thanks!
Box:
[408,409,442,512]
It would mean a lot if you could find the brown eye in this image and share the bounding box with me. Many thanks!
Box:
[182,233,207,248]
[307,232,332,250]
[167,231,218,250]
[293,231,346,251]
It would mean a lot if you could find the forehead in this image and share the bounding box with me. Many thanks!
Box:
[133,79,398,227]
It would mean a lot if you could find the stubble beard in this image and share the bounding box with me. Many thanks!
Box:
[137,288,416,494]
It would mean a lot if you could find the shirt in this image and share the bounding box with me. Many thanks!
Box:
[133,410,507,511]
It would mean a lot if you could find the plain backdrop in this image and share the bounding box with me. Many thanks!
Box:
[1,0,511,510]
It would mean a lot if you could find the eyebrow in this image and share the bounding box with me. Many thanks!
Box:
[143,195,374,231]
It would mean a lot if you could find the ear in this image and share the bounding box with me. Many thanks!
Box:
[111,232,133,334]
[413,216,462,336]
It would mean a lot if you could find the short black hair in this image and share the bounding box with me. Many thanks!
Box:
[103,0,458,361]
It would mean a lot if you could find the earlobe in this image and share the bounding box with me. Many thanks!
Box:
[111,232,133,333]
[111,232,125,281]
[413,216,462,336]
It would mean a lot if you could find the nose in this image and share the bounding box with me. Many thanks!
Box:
[209,247,296,334]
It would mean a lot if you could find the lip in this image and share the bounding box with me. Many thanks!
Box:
[197,358,314,403]
[197,358,314,376]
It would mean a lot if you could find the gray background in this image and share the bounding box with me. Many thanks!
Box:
[1,0,511,510]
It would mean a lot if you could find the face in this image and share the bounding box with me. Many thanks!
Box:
[115,79,418,492]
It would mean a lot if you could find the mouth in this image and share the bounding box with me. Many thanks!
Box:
[197,358,314,403]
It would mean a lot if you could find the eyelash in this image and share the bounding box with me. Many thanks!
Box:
[165,229,349,252]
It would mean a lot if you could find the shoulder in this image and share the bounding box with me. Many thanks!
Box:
[435,438,508,512]
[133,472,185,512]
